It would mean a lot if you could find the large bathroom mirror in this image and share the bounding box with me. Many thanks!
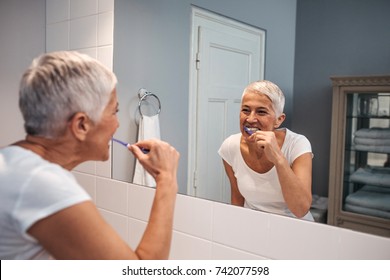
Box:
[112,0,295,199]
[111,0,390,235]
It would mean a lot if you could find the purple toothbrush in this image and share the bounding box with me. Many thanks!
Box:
[112,138,149,154]
[244,126,254,135]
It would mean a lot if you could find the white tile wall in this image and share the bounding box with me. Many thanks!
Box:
[73,171,390,260]
[211,243,267,260]
[70,15,98,49]
[170,231,212,260]
[98,12,113,45]
[173,194,213,240]
[46,0,115,177]
[337,228,390,259]
[97,45,113,69]
[96,177,128,215]
[212,202,271,257]
[70,0,97,18]
[127,218,147,250]
[128,184,154,221]
[99,208,128,243]
[72,172,96,201]
[98,0,114,13]
[48,0,390,260]
[46,21,69,51]
[266,212,339,259]
[46,0,69,23]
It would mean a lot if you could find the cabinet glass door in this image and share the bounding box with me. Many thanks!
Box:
[344,92,390,220]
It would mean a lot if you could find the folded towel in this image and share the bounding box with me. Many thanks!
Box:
[354,136,390,146]
[360,185,390,194]
[311,195,329,210]
[349,167,390,188]
[354,144,390,153]
[354,127,390,139]
[344,203,390,219]
[133,115,160,187]
[345,185,390,211]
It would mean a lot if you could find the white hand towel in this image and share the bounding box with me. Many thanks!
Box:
[133,115,160,187]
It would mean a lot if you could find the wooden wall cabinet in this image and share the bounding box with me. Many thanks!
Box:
[327,75,390,237]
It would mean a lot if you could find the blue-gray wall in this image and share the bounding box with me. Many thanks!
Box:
[293,0,390,196]
[113,0,297,194]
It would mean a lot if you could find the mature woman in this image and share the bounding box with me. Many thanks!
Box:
[218,80,314,220]
[0,51,180,259]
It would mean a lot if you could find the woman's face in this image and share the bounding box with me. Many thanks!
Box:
[87,88,120,161]
[239,91,284,136]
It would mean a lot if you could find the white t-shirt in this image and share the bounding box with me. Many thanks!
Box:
[0,146,91,259]
[218,128,314,221]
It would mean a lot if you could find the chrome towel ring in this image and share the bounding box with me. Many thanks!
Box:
[138,88,161,117]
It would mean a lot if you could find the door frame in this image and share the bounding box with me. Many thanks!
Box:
[187,6,266,196]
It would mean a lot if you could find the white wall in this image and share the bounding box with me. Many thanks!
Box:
[74,175,390,259]
[45,0,115,178]
[0,0,45,147]
[1,0,389,259]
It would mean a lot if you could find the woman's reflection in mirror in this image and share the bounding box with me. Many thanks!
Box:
[218,80,314,221]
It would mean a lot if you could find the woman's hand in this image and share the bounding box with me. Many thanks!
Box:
[129,139,180,182]
[247,131,283,164]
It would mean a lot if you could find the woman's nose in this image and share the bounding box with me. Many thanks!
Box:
[246,111,258,122]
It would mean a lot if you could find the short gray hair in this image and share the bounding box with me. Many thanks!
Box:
[19,51,117,138]
[242,80,285,117]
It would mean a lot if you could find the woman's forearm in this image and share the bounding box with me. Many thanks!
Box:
[274,156,312,218]
[135,177,178,259]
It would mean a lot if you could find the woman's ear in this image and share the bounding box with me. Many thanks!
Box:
[274,113,286,128]
[69,112,91,141]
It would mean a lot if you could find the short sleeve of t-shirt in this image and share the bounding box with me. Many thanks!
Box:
[281,130,313,165]
[13,164,91,236]
[0,146,91,238]
[218,134,240,167]
[0,146,91,259]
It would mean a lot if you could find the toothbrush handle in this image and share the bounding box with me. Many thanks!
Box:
[139,147,150,154]
[112,138,149,154]
[112,138,128,147]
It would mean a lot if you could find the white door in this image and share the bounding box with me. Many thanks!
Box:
[188,8,265,203]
